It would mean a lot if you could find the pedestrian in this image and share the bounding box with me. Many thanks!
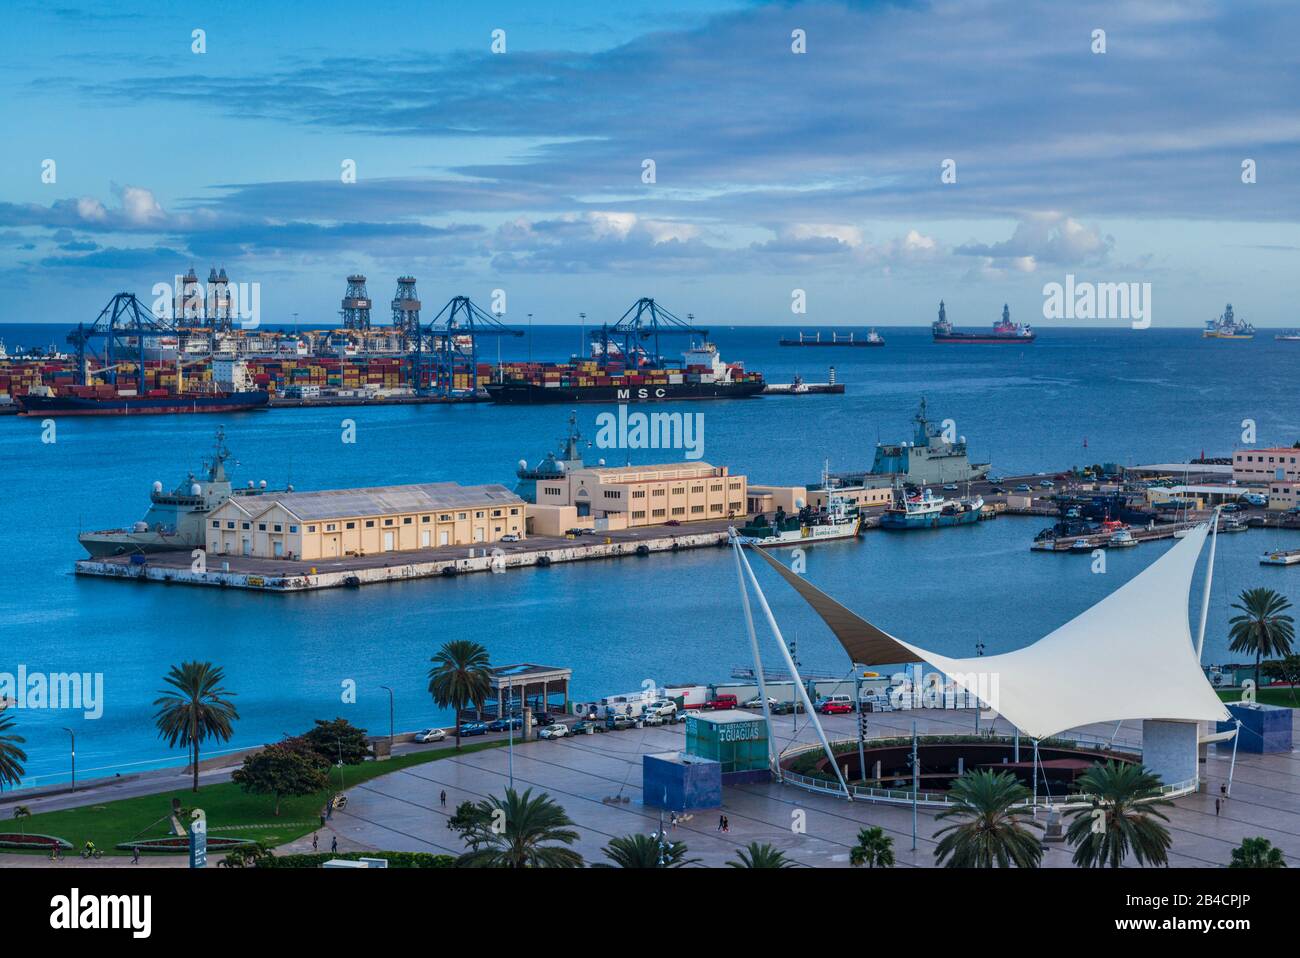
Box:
[132,846,140,865]
[312,833,319,852]
[440,789,447,808]
[722,815,730,833]
[1220,782,1227,799]
[669,811,678,830]
[718,814,725,831]
[1215,798,1221,817]
[331,836,338,854]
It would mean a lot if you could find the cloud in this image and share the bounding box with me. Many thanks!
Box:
[955,213,1114,273]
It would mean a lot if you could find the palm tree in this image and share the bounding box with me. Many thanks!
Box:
[600,832,698,868]
[728,842,795,868]
[427,640,493,750]
[12,805,31,837]
[1065,761,1173,868]
[849,825,895,867]
[934,770,1042,868]
[0,712,28,791]
[1229,836,1286,869]
[456,787,583,868]
[1228,588,1295,692]
[153,661,239,793]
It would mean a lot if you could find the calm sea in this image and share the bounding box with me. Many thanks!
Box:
[2,322,1297,786]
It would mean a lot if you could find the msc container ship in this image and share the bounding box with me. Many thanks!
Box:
[932,301,1035,343]
[486,342,764,404]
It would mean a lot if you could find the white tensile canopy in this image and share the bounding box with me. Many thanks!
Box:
[750,522,1231,740]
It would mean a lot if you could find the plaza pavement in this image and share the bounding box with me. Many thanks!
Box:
[317,707,1300,868]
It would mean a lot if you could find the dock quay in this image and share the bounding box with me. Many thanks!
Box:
[75,520,740,592]
[1031,518,1218,552]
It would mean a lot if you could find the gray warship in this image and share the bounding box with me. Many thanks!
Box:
[79,427,278,556]
[513,410,593,503]
[868,398,990,484]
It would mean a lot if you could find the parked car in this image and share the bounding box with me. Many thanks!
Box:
[413,728,446,744]
[534,712,556,725]
[488,716,522,732]
[942,483,959,492]
[460,722,489,737]
[815,695,854,714]
[538,723,569,739]
[499,533,521,542]
[606,715,639,731]
[708,694,739,710]
[742,696,778,709]
[1038,479,1055,488]
[565,528,586,537]
[641,712,667,727]
[1015,483,1033,492]
[769,701,805,715]
[570,720,602,735]
[664,519,682,526]
[644,700,678,718]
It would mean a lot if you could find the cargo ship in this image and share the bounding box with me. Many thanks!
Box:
[17,383,268,416]
[879,486,983,529]
[932,302,1035,343]
[486,342,764,404]
[779,329,883,347]
[78,427,279,556]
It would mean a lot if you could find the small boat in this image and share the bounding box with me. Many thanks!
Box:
[879,485,983,530]
[1070,538,1094,551]
[1108,528,1138,548]
[1261,549,1300,566]
[1274,331,1300,342]
[736,468,861,545]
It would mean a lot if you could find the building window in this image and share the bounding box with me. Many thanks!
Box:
[273,524,282,533]
[691,505,705,514]
[632,511,645,519]
[652,508,665,518]
[211,520,219,528]
[492,509,502,517]
[289,525,298,533]
[422,515,431,523]
[403,517,412,524]
[476,511,484,518]
[440,514,452,521]
[458,513,467,520]
[510,507,519,515]
[652,488,665,497]
[671,507,685,516]
[366,520,375,528]
[632,490,646,499]
[346,522,355,530]
[384,518,394,526]
[326,523,337,532]
[307,525,316,533]
[710,503,723,512]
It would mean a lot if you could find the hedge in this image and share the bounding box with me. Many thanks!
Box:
[260,850,456,869]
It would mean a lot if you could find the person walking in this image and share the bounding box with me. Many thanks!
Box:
[440,789,447,808]
[1215,798,1221,817]
[131,846,141,865]
[312,833,319,852]
[717,814,725,831]
[331,835,338,854]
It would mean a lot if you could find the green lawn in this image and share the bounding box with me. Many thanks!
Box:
[3,739,506,856]
[1217,688,1299,708]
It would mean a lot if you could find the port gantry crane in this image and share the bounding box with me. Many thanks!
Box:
[589,297,708,368]
[414,295,523,397]
[66,292,179,388]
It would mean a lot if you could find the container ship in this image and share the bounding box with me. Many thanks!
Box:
[486,342,764,404]
[1203,304,1255,339]
[932,301,1035,343]
[779,329,884,347]
[18,383,267,416]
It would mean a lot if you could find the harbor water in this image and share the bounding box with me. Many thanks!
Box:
[1,323,1297,786]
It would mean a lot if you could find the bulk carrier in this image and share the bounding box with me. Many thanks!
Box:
[18,383,267,416]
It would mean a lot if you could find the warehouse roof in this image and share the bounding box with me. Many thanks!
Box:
[261,482,522,521]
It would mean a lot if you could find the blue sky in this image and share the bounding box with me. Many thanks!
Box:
[1,0,1297,327]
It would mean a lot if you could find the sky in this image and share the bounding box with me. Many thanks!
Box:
[1,0,1297,328]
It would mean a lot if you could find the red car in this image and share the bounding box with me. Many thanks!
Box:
[709,694,739,710]
[817,699,854,715]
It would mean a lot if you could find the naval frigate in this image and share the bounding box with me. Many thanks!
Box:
[868,398,990,485]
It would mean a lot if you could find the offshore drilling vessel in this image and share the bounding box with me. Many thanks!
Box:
[932,301,1036,343]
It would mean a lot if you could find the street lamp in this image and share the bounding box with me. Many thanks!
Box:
[62,727,75,792]
[380,685,395,749]
[974,642,986,734]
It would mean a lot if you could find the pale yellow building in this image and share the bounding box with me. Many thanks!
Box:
[532,462,746,530]
[747,482,892,515]
[206,482,525,560]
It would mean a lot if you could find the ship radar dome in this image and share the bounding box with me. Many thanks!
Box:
[598,458,606,466]
[287,484,294,493]
[247,480,255,488]
[518,459,528,472]
[795,498,806,509]
[259,480,267,489]
[556,461,567,474]
[152,480,163,493]
[190,483,201,496]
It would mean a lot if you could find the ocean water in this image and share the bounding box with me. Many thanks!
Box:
[1,323,1297,787]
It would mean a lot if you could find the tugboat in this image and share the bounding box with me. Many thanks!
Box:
[1108,527,1138,548]
[1203,304,1255,339]
[932,302,1035,344]
[879,485,984,530]
[78,427,280,556]
[736,470,861,545]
